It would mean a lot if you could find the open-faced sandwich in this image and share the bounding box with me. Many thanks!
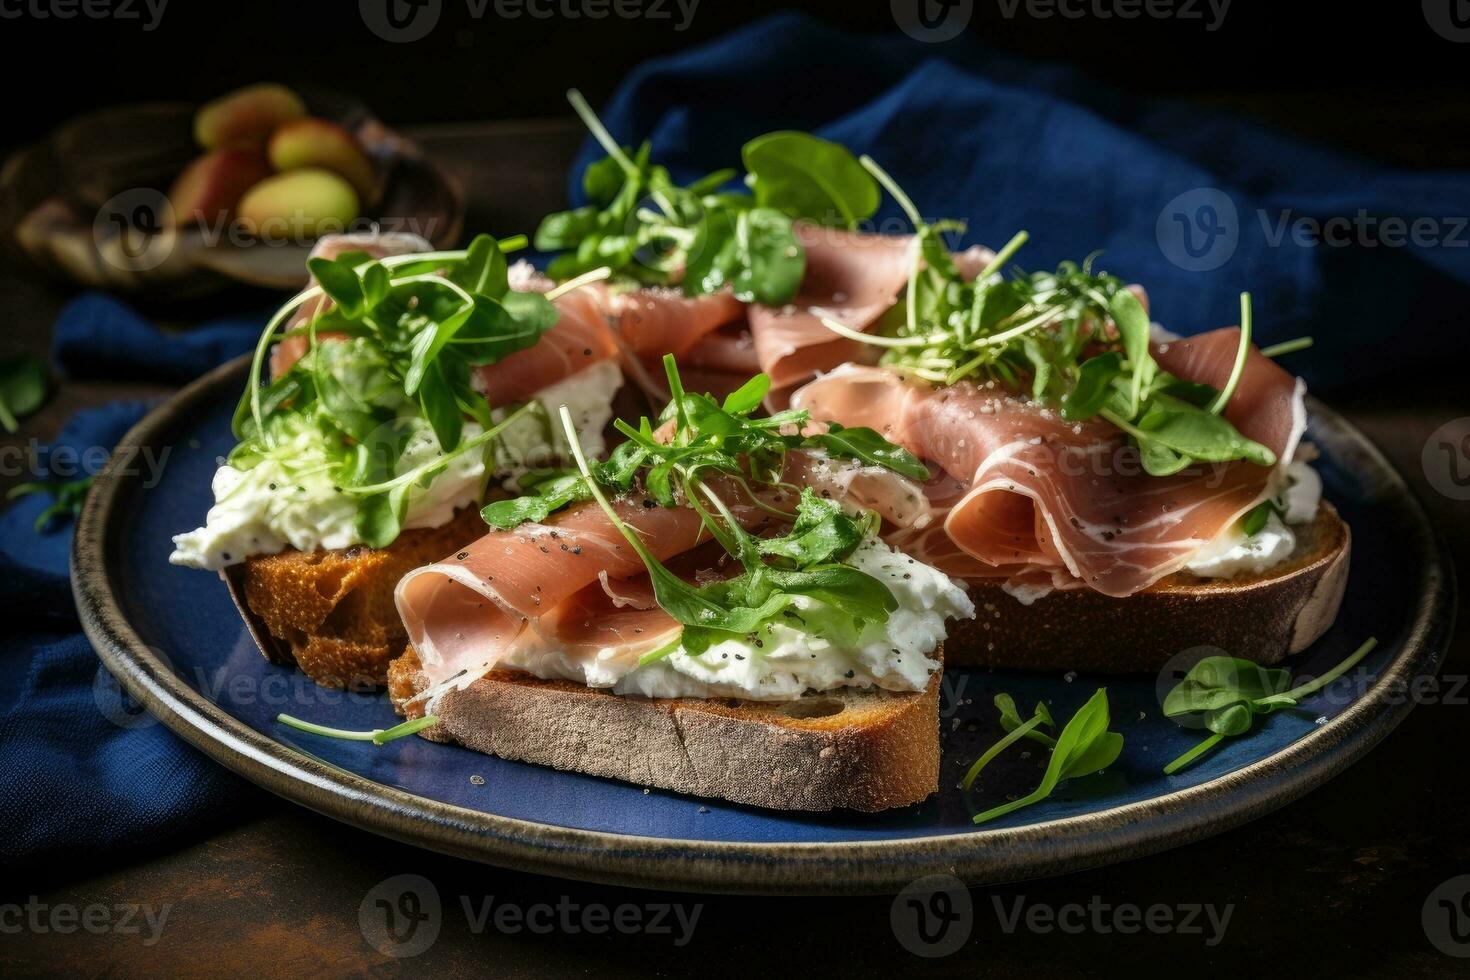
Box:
[388,357,974,810]
[761,164,1348,672]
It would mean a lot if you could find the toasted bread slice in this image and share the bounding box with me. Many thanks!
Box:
[228,508,487,688]
[387,648,941,812]
[946,503,1351,673]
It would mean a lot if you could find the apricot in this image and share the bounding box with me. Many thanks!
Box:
[194,83,307,151]
[267,117,376,201]
[167,150,271,229]
[236,168,360,240]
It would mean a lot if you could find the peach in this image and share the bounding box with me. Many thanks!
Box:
[267,117,376,202]
[236,168,360,240]
[194,83,307,151]
[167,150,272,229]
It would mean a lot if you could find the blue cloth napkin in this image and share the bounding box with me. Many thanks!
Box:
[52,293,267,385]
[574,12,1470,392]
[1,301,261,870]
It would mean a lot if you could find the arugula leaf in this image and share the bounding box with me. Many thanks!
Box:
[721,374,771,415]
[742,130,879,228]
[306,256,366,318]
[971,688,1124,825]
[1061,352,1124,421]
[449,233,509,297]
[0,355,50,433]
[1132,394,1276,467]
[810,423,930,480]
[729,207,805,305]
[757,489,867,566]
[481,473,588,529]
[7,475,93,532]
[995,693,1057,748]
[1161,638,1377,774]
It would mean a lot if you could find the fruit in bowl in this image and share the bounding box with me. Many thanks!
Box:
[2,83,462,298]
[168,83,376,236]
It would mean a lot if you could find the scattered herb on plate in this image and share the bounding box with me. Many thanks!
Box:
[277,712,439,746]
[0,354,50,433]
[7,475,93,532]
[1161,637,1378,774]
[963,688,1124,825]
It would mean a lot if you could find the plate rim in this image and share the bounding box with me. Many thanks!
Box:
[72,355,1457,895]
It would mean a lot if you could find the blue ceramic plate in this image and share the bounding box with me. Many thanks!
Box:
[74,357,1455,893]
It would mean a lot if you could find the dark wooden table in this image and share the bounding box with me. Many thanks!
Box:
[2,121,1466,978]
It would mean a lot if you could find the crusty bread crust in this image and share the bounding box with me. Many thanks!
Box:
[945,503,1351,673]
[229,508,487,688]
[387,648,941,812]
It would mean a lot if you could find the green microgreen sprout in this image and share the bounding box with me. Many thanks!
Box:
[277,713,439,746]
[8,475,94,531]
[964,688,1124,825]
[1161,637,1378,774]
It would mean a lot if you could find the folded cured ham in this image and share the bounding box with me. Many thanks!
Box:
[746,224,995,406]
[791,332,1306,599]
[396,451,952,702]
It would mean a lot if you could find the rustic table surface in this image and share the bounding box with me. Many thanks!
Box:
[2,119,1466,977]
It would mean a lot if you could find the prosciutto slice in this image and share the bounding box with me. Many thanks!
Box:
[395,453,933,696]
[747,225,914,403]
[747,228,999,406]
[789,331,1305,598]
